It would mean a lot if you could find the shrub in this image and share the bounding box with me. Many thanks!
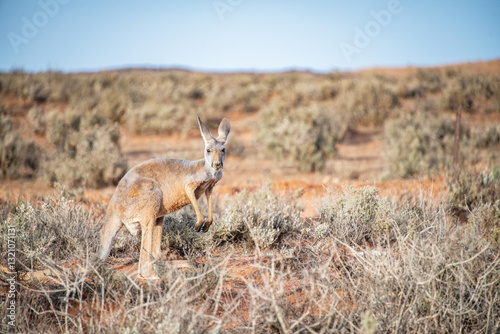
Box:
[0,196,99,271]
[0,198,223,333]
[339,76,400,125]
[27,106,47,135]
[384,111,468,178]
[467,200,500,246]
[447,168,500,214]
[0,114,41,178]
[396,69,443,99]
[317,186,398,245]
[209,184,303,249]
[42,110,127,188]
[257,102,346,172]
[473,123,500,148]
[441,73,500,112]
[161,210,211,257]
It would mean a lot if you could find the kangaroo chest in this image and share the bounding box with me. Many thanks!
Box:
[159,179,218,216]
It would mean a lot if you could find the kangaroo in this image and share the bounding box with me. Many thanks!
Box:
[99,117,230,278]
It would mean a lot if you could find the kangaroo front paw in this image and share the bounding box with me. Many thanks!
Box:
[195,222,205,232]
[195,221,211,233]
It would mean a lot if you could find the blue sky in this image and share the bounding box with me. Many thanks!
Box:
[1,0,499,73]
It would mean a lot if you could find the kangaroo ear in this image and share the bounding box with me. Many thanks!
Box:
[217,118,230,144]
[198,117,213,144]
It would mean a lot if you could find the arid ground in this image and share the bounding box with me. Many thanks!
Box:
[1,60,499,333]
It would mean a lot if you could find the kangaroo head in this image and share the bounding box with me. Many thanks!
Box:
[198,117,230,172]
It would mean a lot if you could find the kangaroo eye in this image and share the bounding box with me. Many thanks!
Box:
[206,149,211,153]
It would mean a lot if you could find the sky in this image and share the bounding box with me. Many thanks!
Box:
[1,0,499,73]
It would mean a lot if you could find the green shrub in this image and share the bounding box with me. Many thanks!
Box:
[257,102,346,172]
[384,111,468,178]
[42,110,127,188]
[0,114,41,178]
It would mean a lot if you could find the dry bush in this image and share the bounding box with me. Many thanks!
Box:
[339,76,400,126]
[384,111,469,178]
[161,210,211,257]
[0,196,100,272]
[473,123,500,148]
[441,73,500,112]
[42,110,127,188]
[0,114,41,178]
[209,184,303,249]
[125,102,203,135]
[447,168,500,215]
[1,187,499,333]
[317,186,404,245]
[235,195,499,333]
[396,69,443,99]
[467,200,500,246]
[257,102,346,172]
[27,106,47,135]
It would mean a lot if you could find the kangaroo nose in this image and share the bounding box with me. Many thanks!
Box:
[214,162,222,169]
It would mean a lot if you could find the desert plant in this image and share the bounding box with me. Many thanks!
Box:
[441,73,500,112]
[317,186,398,245]
[384,111,469,178]
[467,200,500,246]
[0,196,99,271]
[209,184,303,249]
[396,69,443,99]
[42,110,127,188]
[0,114,41,178]
[257,102,346,172]
[339,76,400,125]
[473,123,500,148]
[161,209,211,257]
[27,106,47,135]
[447,168,500,214]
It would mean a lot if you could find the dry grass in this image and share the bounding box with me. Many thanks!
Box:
[1,182,499,333]
[1,65,499,332]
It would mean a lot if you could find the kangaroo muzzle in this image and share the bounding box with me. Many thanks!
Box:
[214,161,223,170]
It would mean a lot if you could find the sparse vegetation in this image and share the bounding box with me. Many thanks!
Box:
[42,110,127,188]
[209,184,303,249]
[317,186,397,245]
[2,184,499,333]
[0,114,40,178]
[447,168,500,215]
[441,73,500,112]
[1,64,500,333]
[339,76,400,126]
[384,111,469,178]
[257,102,346,171]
